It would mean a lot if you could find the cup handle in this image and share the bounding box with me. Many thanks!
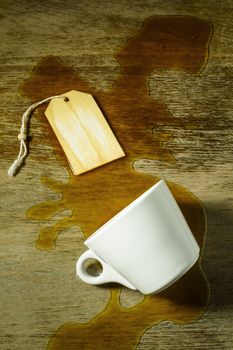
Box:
[76,249,136,290]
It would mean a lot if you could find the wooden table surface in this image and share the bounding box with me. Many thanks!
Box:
[1,1,233,349]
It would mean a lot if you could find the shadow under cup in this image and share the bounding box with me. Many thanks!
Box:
[76,180,200,295]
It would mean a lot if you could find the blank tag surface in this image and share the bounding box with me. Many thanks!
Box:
[45,90,125,175]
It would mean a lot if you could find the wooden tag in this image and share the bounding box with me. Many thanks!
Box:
[45,90,125,175]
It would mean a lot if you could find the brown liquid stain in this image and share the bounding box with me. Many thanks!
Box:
[21,16,212,350]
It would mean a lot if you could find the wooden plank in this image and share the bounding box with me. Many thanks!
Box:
[1,1,233,350]
[45,90,125,175]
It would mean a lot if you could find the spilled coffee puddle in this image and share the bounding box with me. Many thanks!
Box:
[21,16,212,350]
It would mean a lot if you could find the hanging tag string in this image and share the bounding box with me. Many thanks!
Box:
[8,95,67,177]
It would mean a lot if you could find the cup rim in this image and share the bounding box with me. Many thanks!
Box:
[85,179,165,245]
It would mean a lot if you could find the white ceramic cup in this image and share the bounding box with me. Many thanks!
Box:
[76,180,200,295]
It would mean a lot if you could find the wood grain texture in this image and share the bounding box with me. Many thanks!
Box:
[0,1,233,350]
[45,90,125,175]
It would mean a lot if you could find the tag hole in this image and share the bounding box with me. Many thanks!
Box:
[84,258,103,277]
[64,96,69,102]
